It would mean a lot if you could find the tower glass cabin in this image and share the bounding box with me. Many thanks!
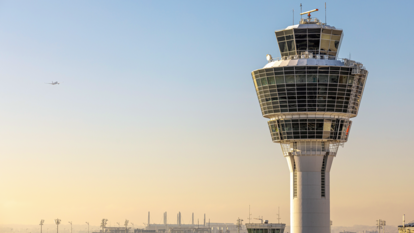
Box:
[251,15,368,233]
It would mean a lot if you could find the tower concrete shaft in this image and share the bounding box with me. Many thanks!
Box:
[251,13,368,233]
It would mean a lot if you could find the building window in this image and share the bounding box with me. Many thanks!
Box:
[321,154,328,197]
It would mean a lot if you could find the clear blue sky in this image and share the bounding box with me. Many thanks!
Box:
[0,0,413,227]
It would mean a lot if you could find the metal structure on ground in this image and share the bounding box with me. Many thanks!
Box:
[40,220,45,233]
[55,219,61,233]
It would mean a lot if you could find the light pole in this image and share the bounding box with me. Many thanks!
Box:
[236,218,243,233]
[55,219,61,233]
[86,222,89,233]
[377,220,386,233]
[40,220,45,233]
[124,220,129,233]
[100,219,108,233]
[68,222,72,233]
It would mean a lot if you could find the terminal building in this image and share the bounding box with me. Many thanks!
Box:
[139,212,247,233]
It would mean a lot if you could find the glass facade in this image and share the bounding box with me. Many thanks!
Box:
[275,28,343,57]
[268,118,351,142]
[251,66,367,117]
[276,29,296,57]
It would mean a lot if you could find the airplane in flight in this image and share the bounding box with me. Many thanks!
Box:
[47,81,60,85]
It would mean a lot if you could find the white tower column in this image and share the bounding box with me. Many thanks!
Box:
[286,154,333,233]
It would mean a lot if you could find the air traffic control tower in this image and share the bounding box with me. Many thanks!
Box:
[251,9,368,233]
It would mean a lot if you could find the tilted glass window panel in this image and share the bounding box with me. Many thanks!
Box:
[295,34,307,39]
[277,36,286,41]
[285,29,294,35]
[279,41,287,53]
[287,40,295,51]
[286,75,295,83]
[256,78,262,86]
[329,40,340,51]
[321,34,331,40]
[261,78,268,86]
[319,75,329,83]
[322,29,332,34]
[295,69,306,75]
[285,34,294,40]
[329,75,339,83]
[275,31,285,37]
[307,67,318,73]
[308,29,321,33]
[296,75,306,83]
[307,75,318,83]
[318,67,330,74]
[331,35,341,40]
[332,30,342,35]
[308,39,320,51]
[320,39,330,53]
[276,76,285,84]
[339,75,348,84]
[295,29,307,34]
[296,39,307,51]
[268,76,276,85]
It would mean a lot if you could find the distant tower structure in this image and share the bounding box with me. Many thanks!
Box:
[100,219,108,233]
[148,212,150,226]
[164,212,168,225]
[40,220,45,233]
[178,212,182,225]
[250,8,368,233]
[55,219,61,233]
[192,213,194,225]
[204,214,206,226]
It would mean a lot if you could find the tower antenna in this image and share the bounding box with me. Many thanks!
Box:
[300,3,302,19]
[325,2,327,24]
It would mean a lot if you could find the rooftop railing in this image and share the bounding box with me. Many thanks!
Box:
[265,54,367,73]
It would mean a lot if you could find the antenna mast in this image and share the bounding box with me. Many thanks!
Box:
[293,9,294,25]
[300,3,302,19]
[325,2,327,24]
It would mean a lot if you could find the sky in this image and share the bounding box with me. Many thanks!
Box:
[0,0,413,229]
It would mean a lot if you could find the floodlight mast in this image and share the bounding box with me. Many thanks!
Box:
[124,220,129,233]
[40,220,45,233]
[55,219,61,233]
[250,7,368,233]
[100,219,108,233]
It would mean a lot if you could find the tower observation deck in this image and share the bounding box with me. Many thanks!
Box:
[251,11,368,233]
